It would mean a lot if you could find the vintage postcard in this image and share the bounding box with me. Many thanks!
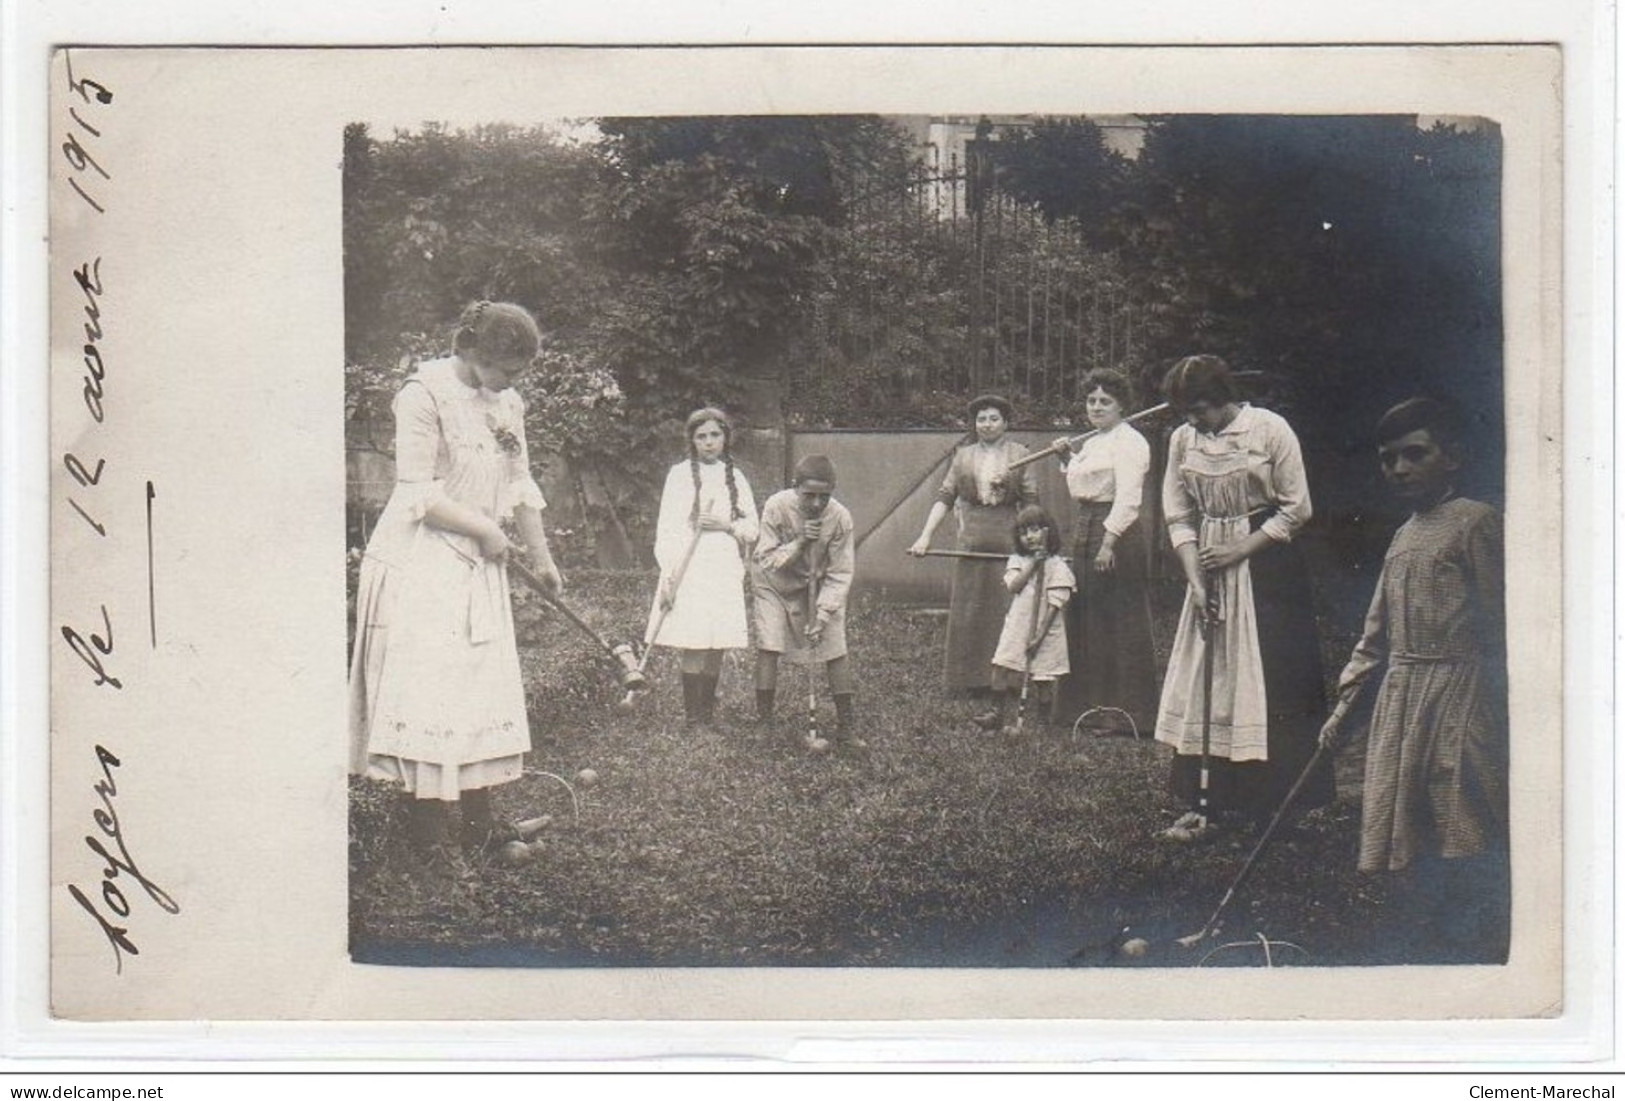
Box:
[38,43,1574,1040]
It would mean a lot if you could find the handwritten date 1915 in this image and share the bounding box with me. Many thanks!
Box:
[67,745,180,974]
[61,52,112,215]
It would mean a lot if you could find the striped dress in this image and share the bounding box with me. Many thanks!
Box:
[1332,496,1508,872]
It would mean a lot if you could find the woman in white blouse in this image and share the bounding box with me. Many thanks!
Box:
[1154,355,1333,837]
[1051,369,1159,735]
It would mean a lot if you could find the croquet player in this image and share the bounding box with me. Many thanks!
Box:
[347,300,563,879]
[646,407,759,728]
[1320,397,1509,964]
[751,454,865,749]
[975,505,1076,736]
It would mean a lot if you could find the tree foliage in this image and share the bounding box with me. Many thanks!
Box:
[344,112,1503,552]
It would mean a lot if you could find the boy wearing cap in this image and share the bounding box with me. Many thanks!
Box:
[752,454,865,750]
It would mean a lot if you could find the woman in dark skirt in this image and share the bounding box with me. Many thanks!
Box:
[1051,369,1160,735]
[907,394,1039,696]
[1154,356,1333,838]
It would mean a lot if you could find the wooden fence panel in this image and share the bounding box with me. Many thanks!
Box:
[787,428,1077,604]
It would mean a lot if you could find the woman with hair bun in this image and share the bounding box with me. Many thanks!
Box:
[348,300,563,876]
[645,407,760,728]
[907,394,1038,696]
[1155,354,1333,838]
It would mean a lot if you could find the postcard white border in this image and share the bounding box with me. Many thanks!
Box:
[3,0,1615,1068]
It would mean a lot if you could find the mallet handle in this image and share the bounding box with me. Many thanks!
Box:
[1006,402,1171,471]
[1014,557,1047,734]
[915,549,1008,561]
[509,559,618,653]
[1197,570,1219,822]
[1179,742,1334,946]
[641,525,705,659]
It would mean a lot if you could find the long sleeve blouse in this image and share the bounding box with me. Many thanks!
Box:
[1163,404,1312,549]
[1332,496,1505,706]
[935,438,1038,510]
[391,358,547,525]
[1062,421,1151,537]
[753,490,854,620]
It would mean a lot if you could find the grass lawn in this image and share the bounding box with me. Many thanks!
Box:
[350,566,1393,969]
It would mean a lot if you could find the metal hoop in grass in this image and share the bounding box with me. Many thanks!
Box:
[1068,706,1141,739]
[1197,933,1309,968]
[522,769,582,824]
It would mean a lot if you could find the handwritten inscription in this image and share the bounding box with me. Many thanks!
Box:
[61,52,112,214]
[66,254,109,540]
[73,257,106,425]
[57,52,178,969]
[65,746,180,974]
[61,605,120,690]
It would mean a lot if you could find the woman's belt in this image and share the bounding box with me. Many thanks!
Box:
[1390,651,1473,666]
[1200,504,1275,523]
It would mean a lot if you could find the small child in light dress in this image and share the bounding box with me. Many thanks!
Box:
[974,505,1076,735]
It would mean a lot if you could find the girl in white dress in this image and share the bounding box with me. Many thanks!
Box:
[645,408,759,727]
[348,301,563,873]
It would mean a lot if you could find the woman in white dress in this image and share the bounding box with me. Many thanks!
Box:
[645,407,759,727]
[348,301,563,873]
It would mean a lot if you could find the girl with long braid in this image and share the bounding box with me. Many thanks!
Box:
[645,408,759,727]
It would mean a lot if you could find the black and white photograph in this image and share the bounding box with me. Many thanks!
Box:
[32,42,1578,1036]
[342,110,1514,971]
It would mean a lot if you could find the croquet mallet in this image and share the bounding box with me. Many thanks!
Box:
[1196,572,1220,830]
[1013,552,1049,736]
[1161,571,1223,842]
[1005,402,1172,472]
[508,558,646,696]
[618,524,704,709]
[802,539,831,754]
[915,548,1009,561]
[1175,742,1334,948]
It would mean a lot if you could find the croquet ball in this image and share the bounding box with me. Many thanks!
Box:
[527,840,545,857]
[612,696,636,715]
[577,768,599,787]
[499,840,533,866]
[1119,937,1150,959]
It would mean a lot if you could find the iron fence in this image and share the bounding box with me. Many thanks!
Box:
[786,155,1152,424]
